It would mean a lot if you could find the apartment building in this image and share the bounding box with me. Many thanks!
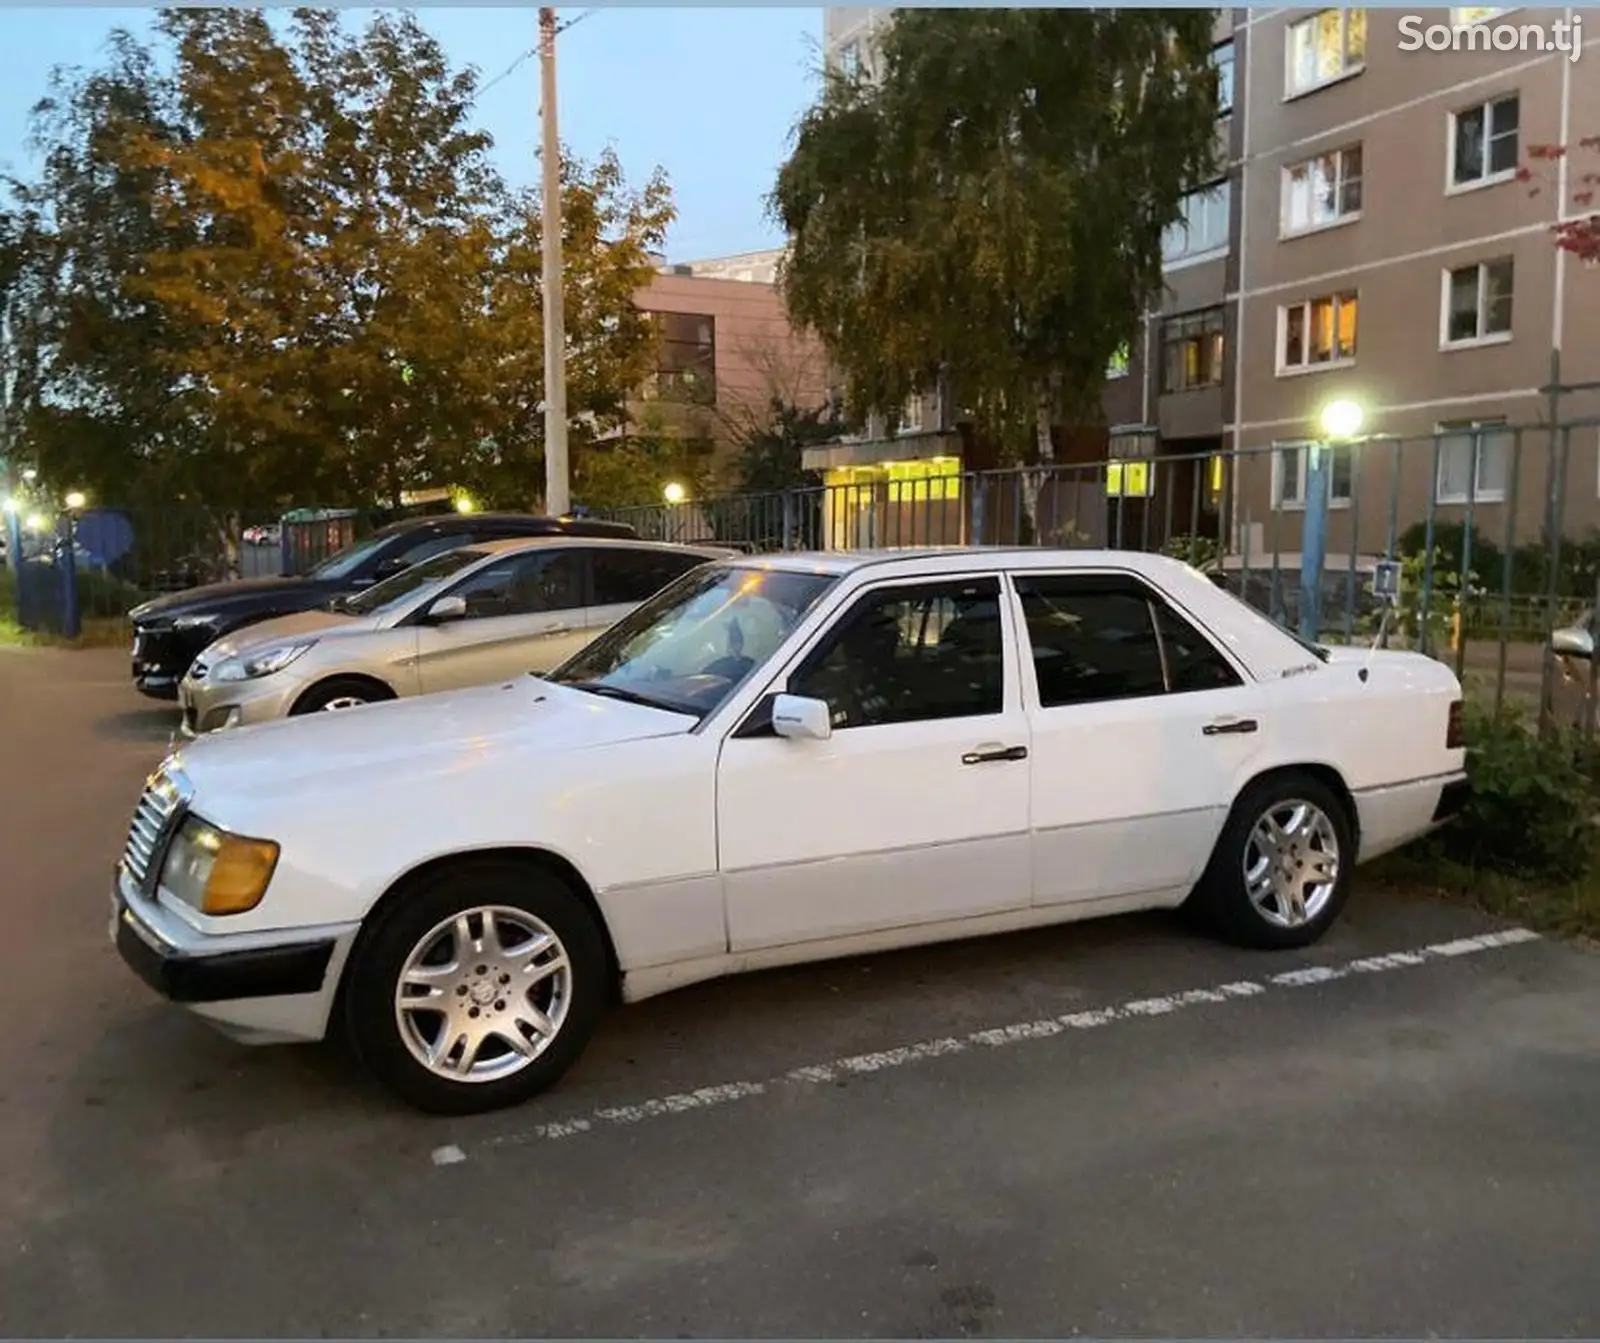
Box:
[819,5,1600,554]
[1227,5,1598,561]
[622,256,829,478]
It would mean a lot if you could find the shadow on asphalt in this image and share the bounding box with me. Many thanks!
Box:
[93,705,180,744]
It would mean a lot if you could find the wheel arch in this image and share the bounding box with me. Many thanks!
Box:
[1231,760,1360,849]
[290,672,398,715]
[333,846,624,1018]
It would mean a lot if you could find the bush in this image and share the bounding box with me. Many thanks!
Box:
[1429,698,1597,882]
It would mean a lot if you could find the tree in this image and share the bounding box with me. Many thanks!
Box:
[771,9,1222,478]
[730,397,842,494]
[6,9,673,516]
[1516,138,1600,261]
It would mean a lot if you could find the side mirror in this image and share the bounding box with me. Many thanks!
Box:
[771,693,833,742]
[425,594,468,623]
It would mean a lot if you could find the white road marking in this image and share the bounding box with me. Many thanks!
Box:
[465,927,1541,1157]
[430,1145,467,1166]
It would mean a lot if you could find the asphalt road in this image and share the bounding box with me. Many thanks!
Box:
[2,645,1599,1337]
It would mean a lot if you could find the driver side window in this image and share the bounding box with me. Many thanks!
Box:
[448,551,584,620]
[789,578,1005,729]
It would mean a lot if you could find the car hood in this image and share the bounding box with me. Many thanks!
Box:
[201,609,383,660]
[167,676,694,808]
[130,575,332,623]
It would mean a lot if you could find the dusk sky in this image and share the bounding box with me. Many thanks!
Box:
[0,7,825,261]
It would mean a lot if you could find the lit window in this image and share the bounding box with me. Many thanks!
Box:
[1278,292,1358,372]
[1160,309,1225,393]
[1107,342,1132,379]
[1285,9,1367,97]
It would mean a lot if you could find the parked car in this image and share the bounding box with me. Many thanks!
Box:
[1552,608,1593,659]
[126,513,636,700]
[177,536,733,735]
[111,547,1467,1114]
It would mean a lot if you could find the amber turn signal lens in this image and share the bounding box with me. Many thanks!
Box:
[201,835,281,915]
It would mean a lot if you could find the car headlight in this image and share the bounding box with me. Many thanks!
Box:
[160,815,280,915]
[212,641,316,681]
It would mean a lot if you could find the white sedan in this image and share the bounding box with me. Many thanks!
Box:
[110,547,1468,1114]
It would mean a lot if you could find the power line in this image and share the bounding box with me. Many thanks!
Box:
[476,11,595,99]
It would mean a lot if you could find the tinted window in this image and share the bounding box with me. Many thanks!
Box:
[591,547,707,606]
[1016,575,1240,707]
[1153,602,1242,692]
[394,532,473,567]
[343,547,489,616]
[1017,578,1166,707]
[448,550,584,619]
[791,579,1004,730]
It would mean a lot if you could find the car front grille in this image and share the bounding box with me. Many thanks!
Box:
[121,768,190,893]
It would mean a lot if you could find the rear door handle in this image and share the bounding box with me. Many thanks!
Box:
[1203,718,1258,736]
[537,623,570,637]
[962,744,1029,765]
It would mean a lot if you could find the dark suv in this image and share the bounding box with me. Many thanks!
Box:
[128,513,636,700]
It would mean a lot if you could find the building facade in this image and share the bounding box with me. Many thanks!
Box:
[624,257,830,481]
[819,6,1600,556]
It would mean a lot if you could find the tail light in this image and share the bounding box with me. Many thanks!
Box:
[1447,699,1464,749]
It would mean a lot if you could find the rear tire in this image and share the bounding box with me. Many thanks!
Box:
[290,676,393,715]
[343,859,609,1115]
[1189,771,1355,951]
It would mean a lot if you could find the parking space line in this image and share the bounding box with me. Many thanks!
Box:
[437,927,1540,1164]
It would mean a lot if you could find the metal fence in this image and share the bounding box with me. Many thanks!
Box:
[601,423,1600,731]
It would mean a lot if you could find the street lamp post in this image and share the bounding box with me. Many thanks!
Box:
[59,489,86,639]
[1300,399,1364,644]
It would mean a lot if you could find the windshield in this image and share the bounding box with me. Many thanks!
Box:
[304,532,397,581]
[548,563,840,719]
[341,547,488,616]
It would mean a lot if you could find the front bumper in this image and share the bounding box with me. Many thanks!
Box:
[115,903,335,1003]
[110,868,357,1044]
[132,625,212,700]
[179,671,305,736]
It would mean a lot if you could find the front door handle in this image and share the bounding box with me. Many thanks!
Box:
[536,623,570,637]
[1203,717,1258,736]
[962,744,1029,765]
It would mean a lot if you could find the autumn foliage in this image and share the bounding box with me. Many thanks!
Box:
[1518,137,1600,262]
[0,9,678,512]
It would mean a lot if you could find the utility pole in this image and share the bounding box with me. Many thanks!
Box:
[539,6,570,516]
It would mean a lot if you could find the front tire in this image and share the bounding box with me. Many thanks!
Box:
[1190,771,1355,951]
[343,859,609,1115]
[290,676,392,715]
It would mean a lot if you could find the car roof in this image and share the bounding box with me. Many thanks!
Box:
[371,513,635,538]
[725,546,1203,579]
[463,535,735,558]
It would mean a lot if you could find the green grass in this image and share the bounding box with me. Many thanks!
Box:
[1368,850,1600,946]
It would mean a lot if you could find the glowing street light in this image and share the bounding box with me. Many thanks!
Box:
[24,512,46,533]
[662,481,687,505]
[1319,398,1365,441]
[453,494,475,514]
[64,490,87,511]
[21,467,37,483]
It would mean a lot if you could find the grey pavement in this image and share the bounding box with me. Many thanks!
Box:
[1,645,1599,1337]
